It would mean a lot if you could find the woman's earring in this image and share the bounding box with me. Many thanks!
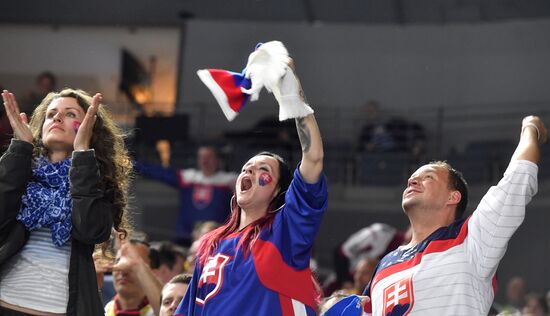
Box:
[230,194,238,212]
[268,190,287,213]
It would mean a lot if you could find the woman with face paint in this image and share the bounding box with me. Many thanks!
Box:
[176,59,327,316]
[0,88,132,315]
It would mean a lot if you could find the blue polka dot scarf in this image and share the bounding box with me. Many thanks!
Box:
[17,156,73,247]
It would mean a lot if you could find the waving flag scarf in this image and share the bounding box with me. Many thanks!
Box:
[196,41,290,121]
[196,69,251,121]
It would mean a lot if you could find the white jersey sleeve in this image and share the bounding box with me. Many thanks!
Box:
[467,160,538,279]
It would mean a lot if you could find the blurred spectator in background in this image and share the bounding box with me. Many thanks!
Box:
[21,71,57,115]
[94,248,115,303]
[96,230,150,305]
[319,292,368,316]
[183,239,200,274]
[318,290,350,315]
[181,221,220,274]
[191,220,221,242]
[507,276,527,304]
[105,240,162,316]
[357,100,396,152]
[0,86,12,154]
[522,293,548,316]
[224,115,300,160]
[150,241,186,285]
[135,145,237,246]
[350,257,379,295]
[498,276,528,313]
[159,274,192,316]
[326,223,410,295]
[356,100,426,161]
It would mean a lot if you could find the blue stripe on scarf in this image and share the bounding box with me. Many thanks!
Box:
[17,156,73,247]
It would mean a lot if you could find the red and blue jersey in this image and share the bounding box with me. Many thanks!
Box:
[135,162,236,241]
[175,167,328,315]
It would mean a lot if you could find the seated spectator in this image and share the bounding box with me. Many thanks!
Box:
[96,230,149,305]
[350,257,378,295]
[183,239,200,274]
[356,100,426,160]
[160,274,192,316]
[191,220,221,243]
[21,71,57,115]
[320,292,368,316]
[94,248,115,302]
[105,240,163,316]
[319,290,350,315]
[225,115,300,149]
[180,222,229,275]
[522,293,548,316]
[177,221,222,275]
[498,276,528,313]
[135,145,237,246]
[327,223,409,295]
[150,241,186,285]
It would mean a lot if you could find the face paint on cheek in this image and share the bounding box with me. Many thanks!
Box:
[258,173,272,187]
[73,121,81,133]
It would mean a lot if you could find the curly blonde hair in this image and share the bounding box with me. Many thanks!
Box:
[28,88,133,252]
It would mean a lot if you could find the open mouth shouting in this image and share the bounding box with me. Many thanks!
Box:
[240,177,253,193]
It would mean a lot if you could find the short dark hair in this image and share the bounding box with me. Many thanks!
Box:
[430,161,469,220]
[168,273,193,285]
[128,233,153,263]
[160,273,193,302]
[36,71,57,87]
[149,241,185,270]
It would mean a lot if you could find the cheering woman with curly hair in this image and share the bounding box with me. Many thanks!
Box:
[0,88,132,315]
